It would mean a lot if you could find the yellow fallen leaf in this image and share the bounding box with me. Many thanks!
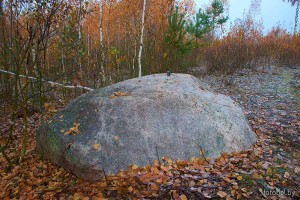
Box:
[65,123,80,135]
[140,167,148,174]
[284,171,290,178]
[44,103,56,113]
[217,191,227,198]
[153,167,159,175]
[113,135,120,141]
[253,173,259,179]
[93,144,101,151]
[237,176,243,181]
[59,115,64,118]
[128,186,134,192]
[132,164,139,170]
[266,168,273,175]
[179,194,188,200]
[294,166,300,174]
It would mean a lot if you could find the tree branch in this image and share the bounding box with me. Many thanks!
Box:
[0,69,94,91]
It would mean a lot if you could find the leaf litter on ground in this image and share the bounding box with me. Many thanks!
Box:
[0,66,299,199]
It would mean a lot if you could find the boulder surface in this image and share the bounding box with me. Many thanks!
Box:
[36,74,256,181]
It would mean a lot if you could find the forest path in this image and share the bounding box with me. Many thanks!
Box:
[200,65,300,196]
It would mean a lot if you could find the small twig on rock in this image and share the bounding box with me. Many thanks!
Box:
[199,147,209,164]
[155,145,161,165]
[102,167,108,181]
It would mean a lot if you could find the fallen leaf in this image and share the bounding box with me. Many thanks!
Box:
[217,191,227,198]
[128,186,134,192]
[237,176,243,181]
[150,183,159,191]
[223,177,231,183]
[113,136,120,141]
[44,103,56,113]
[252,173,259,179]
[179,194,188,200]
[284,171,290,178]
[266,168,273,175]
[110,91,129,98]
[294,166,300,174]
[132,164,139,170]
[93,144,101,151]
[65,123,80,135]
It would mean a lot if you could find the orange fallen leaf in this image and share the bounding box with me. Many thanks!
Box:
[65,123,80,135]
[223,177,231,183]
[110,91,129,98]
[93,144,101,151]
[150,183,159,191]
[179,194,188,200]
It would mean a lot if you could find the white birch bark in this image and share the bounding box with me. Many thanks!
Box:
[99,0,106,83]
[0,69,94,91]
[78,0,83,74]
[138,0,147,78]
[294,0,299,35]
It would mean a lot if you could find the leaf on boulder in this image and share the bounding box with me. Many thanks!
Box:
[110,91,129,99]
[113,135,120,141]
[93,144,101,151]
[65,123,80,135]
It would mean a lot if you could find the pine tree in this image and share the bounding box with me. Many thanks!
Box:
[163,7,193,71]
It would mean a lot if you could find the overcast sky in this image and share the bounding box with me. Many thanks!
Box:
[195,0,297,34]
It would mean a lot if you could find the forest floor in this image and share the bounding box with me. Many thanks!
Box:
[0,65,299,200]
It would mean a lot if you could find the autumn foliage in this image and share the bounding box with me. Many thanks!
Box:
[203,19,300,74]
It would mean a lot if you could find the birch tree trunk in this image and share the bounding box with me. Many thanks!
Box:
[77,0,83,75]
[294,0,299,35]
[138,0,147,78]
[99,0,106,83]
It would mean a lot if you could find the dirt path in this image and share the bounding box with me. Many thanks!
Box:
[200,65,300,198]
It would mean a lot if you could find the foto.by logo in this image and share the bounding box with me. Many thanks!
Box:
[263,188,295,197]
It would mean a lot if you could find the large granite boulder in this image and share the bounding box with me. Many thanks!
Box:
[36,74,256,181]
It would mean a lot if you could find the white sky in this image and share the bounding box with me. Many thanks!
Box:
[195,0,297,33]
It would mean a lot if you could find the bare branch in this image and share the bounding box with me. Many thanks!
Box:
[0,69,94,91]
